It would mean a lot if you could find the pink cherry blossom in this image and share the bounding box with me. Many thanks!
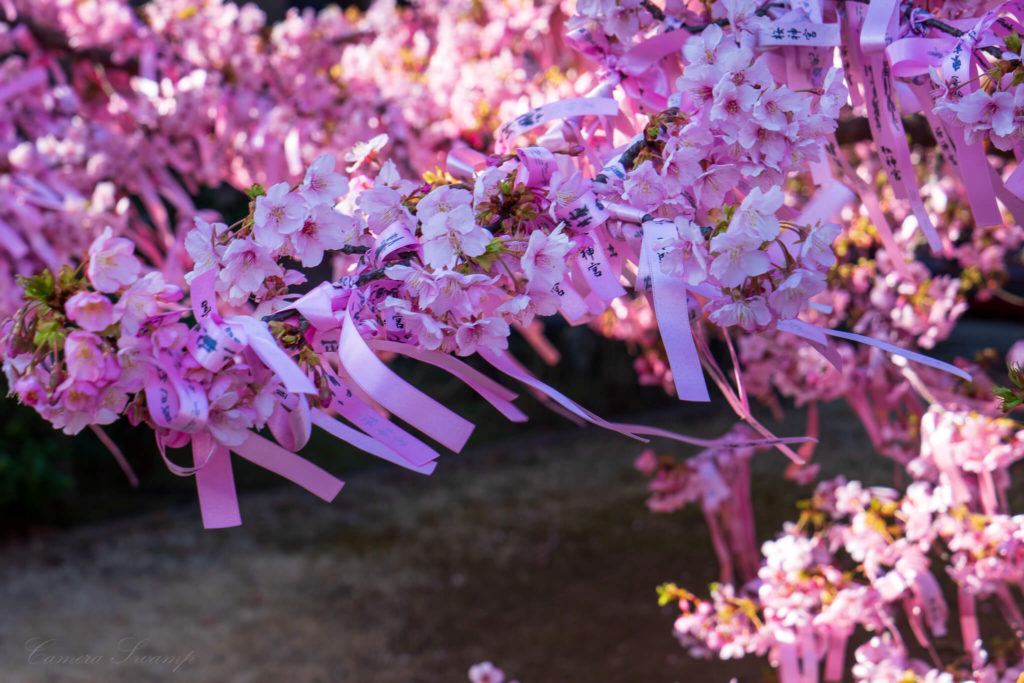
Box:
[300,154,349,207]
[693,164,741,210]
[731,187,784,243]
[709,231,772,288]
[65,291,117,332]
[710,81,759,122]
[14,375,46,407]
[706,296,773,331]
[116,273,182,336]
[768,269,827,319]
[682,23,724,67]
[87,226,142,293]
[420,204,491,270]
[623,160,667,211]
[455,316,510,356]
[468,661,505,683]
[290,205,358,268]
[800,223,842,270]
[345,134,388,173]
[657,218,709,285]
[418,185,473,218]
[955,89,1015,142]
[521,225,572,292]
[383,297,449,350]
[218,237,283,305]
[64,330,108,382]
[185,217,227,282]
[253,182,308,249]
[356,183,414,233]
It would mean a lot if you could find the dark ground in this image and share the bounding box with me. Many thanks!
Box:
[0,400,876,683]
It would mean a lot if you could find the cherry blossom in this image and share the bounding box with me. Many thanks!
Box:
[86,227,142,293]
[300,154,349,207]
[65,291,117,332]
[420,203,491,270]
[253,182,309,249]
[521,226,572,292]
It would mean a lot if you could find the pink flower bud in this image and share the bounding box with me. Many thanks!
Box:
[65,291,116,332]
[64,330,107,382]
[14,375,46,406]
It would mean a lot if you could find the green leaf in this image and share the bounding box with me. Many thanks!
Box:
[56,264,79,287]
[655,582,678,606]
[1009,362,1024,389]
[18,270,55,302]
[245,183,266,199]
[993,386,1023,412]
[32,319,60,347]
[1005,30,1022,55]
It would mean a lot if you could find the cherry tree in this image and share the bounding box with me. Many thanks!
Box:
[4,0,1024,681]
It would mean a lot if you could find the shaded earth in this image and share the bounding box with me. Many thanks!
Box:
[0,402,887,683]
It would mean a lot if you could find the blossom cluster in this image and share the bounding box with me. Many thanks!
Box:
[587,26,846,332]
[933,30,1024,151]
[186,154,357,306]
[0,225,305,448]
[635,424,764,584]
[661,474,1024,683]
[0,0,583,314]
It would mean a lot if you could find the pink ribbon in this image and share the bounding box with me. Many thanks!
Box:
[776,319,844,371]
[574,232,626,305]
[496,97,620,151]
[823,628,848,682]
[231,431,344,502]
[143,354,209,434]
[311,333,443,466]
[266,389,312,453]
[479,349,811,449]
[446,147,488,181]
[641,219,710,402]
[617,28,688,76]
[310,409,436,475]
[338,311,474,453]
[175,430,342,529]
[192,433,242,529]
[367,339,527,422]
[188,317,247,372]
[758,21,840,47]
[226,315,317,395]
[291,282,341,331]
[958,587,981,667]
[368,222,421,267]
[776,633,801,683]
[550,278,590,323]
[0,216,29,259]
[818,327,971,381]
[515,147,558,187]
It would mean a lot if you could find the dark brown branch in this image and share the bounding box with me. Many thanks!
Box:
[641,1,666,22]
[355,257,414,287]
[8,16,140,71]
[900,5,1004,59]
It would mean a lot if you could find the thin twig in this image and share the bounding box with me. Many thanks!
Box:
[89,425,139,488]
[641,0,666,22]
[355,257,414,287]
